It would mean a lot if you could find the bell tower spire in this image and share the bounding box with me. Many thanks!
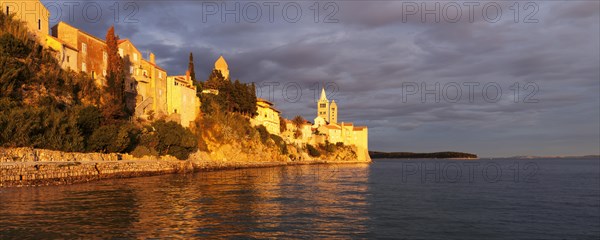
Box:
[317,87,330,122]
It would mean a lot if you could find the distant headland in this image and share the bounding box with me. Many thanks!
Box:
[369,151,478,159]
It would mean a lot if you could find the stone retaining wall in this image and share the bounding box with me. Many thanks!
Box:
[0,147,370,187]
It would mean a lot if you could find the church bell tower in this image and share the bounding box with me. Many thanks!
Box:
[318,87,330,122]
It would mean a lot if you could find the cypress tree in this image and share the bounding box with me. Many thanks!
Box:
[188,52,196,81]
[103,25,127,120]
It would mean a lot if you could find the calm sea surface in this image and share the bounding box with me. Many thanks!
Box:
[1,158,599,239]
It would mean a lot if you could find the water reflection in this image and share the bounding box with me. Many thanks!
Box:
[0,164,371,239]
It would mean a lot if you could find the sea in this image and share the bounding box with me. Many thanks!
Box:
[1,158,599,239]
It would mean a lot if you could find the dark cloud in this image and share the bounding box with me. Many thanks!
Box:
[42,1,600,157]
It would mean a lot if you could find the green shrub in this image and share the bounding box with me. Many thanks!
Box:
[0,103,84,152]
[270,134,288,154]
[0,33,31,58]
[256,125,269,143]
[76,105,102,138]
[0,56,29,99]
[307,144,320,157]
[152,120,197,160]
[87,123,139,153]
[131,145,158,158]
[322,140,337,153]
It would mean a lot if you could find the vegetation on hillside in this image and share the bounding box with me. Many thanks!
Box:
[200,70,257,117]
[0,12,196,159]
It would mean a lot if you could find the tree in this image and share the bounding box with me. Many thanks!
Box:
[103,26,128,120]
[279,116,287,133]
[152,120,198,160]
[292,115,305,139]
[188,52,196,81]
[201,70,257,116]
[292,115,305,128]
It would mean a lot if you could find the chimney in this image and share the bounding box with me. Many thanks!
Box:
[149,52,155,64]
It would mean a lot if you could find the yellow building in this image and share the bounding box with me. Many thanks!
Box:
[252,98,281,135]
[317,88,330,122]
[316,87,338,124]
[282,118,314,145]
[141,53,168,117]
[312,88,369,160]
[329,100,338,124]
[51,21,108,86]
[118,39,169,119]
[214,55,230,80]
[166,72,201,127]
[1,0,49,41]
[44,35,78,70]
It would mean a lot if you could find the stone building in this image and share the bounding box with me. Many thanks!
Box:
[315,88,338,126]
[51,21,108,86]
[166,72,200,127]
[141,53,168,117]
[252,98,281,135]
[214,55,230,80]
[6,0,201,128]
[313,88,369,159]
[1,0,49,41]
[44,35,78,70]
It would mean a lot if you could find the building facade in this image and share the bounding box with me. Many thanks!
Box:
[166,73,200,127]
[8,1,201,128]
[214,55,230,80]
[252,98,281,135]
[51,21,108,86]
[1,0,49,40]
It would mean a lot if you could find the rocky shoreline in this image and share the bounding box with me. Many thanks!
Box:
[0,147,371,187]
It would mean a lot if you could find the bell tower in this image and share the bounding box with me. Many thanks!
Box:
[329,100,338,124]
[317,87,330,122]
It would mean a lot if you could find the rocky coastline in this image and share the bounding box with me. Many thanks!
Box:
[0,147,371,187]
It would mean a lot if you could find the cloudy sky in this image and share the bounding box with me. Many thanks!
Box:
[42,0,599,157]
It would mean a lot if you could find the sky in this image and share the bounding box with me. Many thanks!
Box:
[40,0,599,157]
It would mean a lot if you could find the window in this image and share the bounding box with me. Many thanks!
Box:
[103,52,107,62]
[159,72,162,79]
[38,19,41,30]
[82,62,87,72]
[133,53,138,62]
[119,48,124,57]
[129,66,134,74]
[81,43,87,54]
[320,104,326,108]
[103,69,107,76]
[91,71,95,79]
[66,56,70,63]
[6,6,9,15]
[331,108,335,111]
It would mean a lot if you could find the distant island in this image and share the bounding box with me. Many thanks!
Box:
[500,155,600,160]
[369,151,478,159]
